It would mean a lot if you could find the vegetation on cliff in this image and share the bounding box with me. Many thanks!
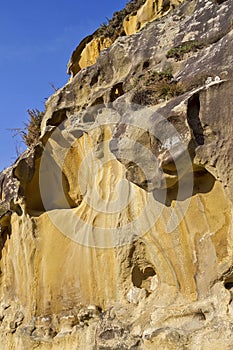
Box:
[97,0,147,39]
[130,66,184,105]
[166,40,205,60]
[23,109,44,147]
[10,109,44,150]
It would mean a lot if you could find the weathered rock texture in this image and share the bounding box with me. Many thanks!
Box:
[67,0,185,78]
[123,0,184,35]
[1,0,233,349]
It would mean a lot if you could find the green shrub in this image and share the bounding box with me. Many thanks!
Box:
[166,41,205,60]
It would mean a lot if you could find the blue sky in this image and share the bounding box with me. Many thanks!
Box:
[0,0,127,171]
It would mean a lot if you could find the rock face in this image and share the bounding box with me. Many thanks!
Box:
[67,0,185,78]
[123,0,184,35]
[67,35,113,78]
[1,0,233,349]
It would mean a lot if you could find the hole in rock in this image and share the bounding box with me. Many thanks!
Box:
[224,273,233,290]
[18,153,76,216]
[47,108,68,127]
[153,169,215,206]
[225,282,233,290]
[143,61,150,69]
[132,265,156,288]
[187,93,204,145]
[90,70,99,86]
[215,0,227,4]
[90,96,104,107]
[162,0,171,12]
[110,83,124,102]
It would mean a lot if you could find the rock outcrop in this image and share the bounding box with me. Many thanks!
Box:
[123,0,184,35]
[67,34,113,79]
[1,0,233,349]
[67,0,185,78]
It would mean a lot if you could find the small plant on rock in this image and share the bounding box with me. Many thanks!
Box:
[9,109,44,149]
[166,41,205,60]
[97,0,147,39]
[23,109,44,147]
[132,66,184,105]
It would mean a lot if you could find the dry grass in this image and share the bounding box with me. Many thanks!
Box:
[131,66,184,105]
[10,109,44,149]
[23,109,44,147]
[97,0,147,40]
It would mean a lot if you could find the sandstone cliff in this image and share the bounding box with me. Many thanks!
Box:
[1,0,233,349]
[67,0,185,78]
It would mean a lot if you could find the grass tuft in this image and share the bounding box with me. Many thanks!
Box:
[131,66,184,105]
[166,41,205,61]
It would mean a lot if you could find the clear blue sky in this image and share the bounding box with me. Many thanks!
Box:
[0,0,127,171]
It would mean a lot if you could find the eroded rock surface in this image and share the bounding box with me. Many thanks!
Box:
[1,0,233,349]
[67,0,185,78]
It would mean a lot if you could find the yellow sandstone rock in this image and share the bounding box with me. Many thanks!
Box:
[79,36,113,71]
[67,0,184,78]
[67,36,113,79]
[1,125,232,321]
[1,0,233,348]
[123,0,184,35]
